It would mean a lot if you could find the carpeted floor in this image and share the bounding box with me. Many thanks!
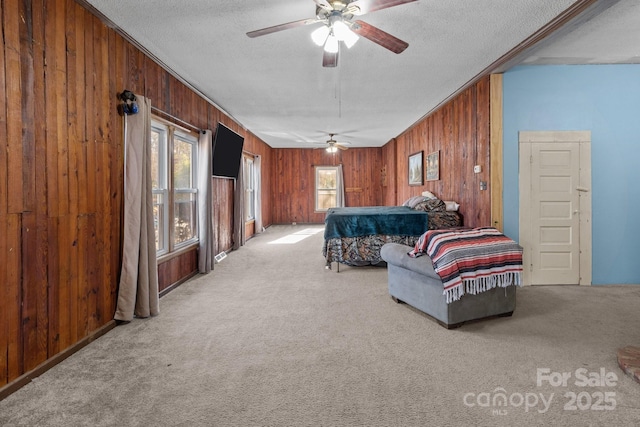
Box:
[1,225,639,426]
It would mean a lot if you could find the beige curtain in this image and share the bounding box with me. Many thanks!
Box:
[114,95,159,322]
[233,160,245,250]
[254,155,263,234]
[336,164,346,207]
[197,130,214,273]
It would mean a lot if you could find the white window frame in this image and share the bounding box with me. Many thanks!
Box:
[244,155,255,222]
[151,122,169,256]
[151,118,199,258]
[315,166,339,212]
[172,130,199,250]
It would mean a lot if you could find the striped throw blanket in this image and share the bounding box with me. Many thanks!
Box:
[409,227,523,303]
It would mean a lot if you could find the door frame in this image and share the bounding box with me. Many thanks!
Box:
[518,130,592,286]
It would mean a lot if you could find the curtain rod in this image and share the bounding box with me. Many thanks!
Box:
[150,106,204,134]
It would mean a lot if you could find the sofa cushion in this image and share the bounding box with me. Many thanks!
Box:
[381,243,441,281]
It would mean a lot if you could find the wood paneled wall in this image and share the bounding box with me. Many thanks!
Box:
[270,147,383,224]
[385,77,492,228]
[1,0,124,386]
[0,0,272,390]
[158,250,198,295]
[381,139,398,206]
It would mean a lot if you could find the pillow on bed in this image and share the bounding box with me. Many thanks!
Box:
[444,201,460,211]
[421,191,437,199]
[402,195,427,208]
[413,198,446,212]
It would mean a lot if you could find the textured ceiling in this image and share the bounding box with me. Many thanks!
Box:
[523,0,640,65]
[84,0,639,148]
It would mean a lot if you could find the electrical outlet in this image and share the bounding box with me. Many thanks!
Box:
[474,165,482,173]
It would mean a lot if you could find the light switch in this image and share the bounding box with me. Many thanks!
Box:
[474,165,482,173]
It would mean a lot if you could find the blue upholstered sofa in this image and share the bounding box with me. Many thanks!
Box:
[380,243,517,329]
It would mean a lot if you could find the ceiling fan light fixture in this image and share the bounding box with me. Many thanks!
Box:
[324,33,339,53]
[342,31,359,49]
[311,25,330,46]
[333,20,359,48]
[326,145,338,153]
[332,20,349,41]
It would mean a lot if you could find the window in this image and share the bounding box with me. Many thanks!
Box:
[315,166,339,212]
[151,119,198,256]
[244,156,255,222]
[173,133,197,246]
[151,123,168,254]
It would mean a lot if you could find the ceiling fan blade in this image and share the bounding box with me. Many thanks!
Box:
[336,144,349,150]
[349,0,418,15]
[322,49,339,67]
[246,18,319,38]
[313,0,333,12]
[351,20,408,53]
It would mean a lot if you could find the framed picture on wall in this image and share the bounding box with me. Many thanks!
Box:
[426,150,440,181]
[408,151,424,186]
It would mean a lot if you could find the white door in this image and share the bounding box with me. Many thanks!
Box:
[519,131,592,286]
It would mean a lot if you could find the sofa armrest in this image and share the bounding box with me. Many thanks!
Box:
[380,243,441,281]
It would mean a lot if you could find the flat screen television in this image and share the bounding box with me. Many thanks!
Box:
[212,123,245,179]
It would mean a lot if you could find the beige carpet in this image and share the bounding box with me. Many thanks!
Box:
[1,225,639,426]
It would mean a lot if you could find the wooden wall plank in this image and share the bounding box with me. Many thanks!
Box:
[381,139,397,206]
[0,214,8,386]
[95,17,111,144]
[3,214,23,383]
[44,0,60,218]
[47,217,60,357]
[19,0,36,213]
[67,214,79,347]
[4,0,24,214]
[32,0,50,369]
[0,0,7,217]
[489,74,504,231]
[476,76,491,227]
[96,144,109,324]
[81,8,95,215]
[55,0,70,218]
[78,214,89,338]
[108,26,124,317]
[21,213,43,372]
[90,219,101,332]
[55,216,71,351]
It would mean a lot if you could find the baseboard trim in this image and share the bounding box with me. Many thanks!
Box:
[0,320,117,401]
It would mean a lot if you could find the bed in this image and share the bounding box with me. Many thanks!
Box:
[322,198,462,270]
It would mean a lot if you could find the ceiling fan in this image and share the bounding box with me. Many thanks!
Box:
[246,0,417,67]
[314,134,351,152]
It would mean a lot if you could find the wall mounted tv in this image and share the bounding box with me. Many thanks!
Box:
[212,123,245,179]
